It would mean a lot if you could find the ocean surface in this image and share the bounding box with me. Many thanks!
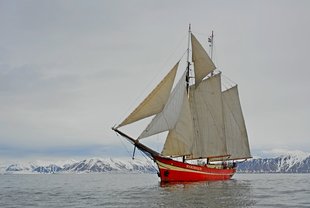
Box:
[0,173,309,208]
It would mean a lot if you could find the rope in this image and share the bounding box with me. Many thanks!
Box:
[137,148,159,174]
[115,130,158,173]
[115,131,132,158]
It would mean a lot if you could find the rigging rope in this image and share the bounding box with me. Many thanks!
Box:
[115,131,132,158]
[115,130,158,173]
[137,148,159,174]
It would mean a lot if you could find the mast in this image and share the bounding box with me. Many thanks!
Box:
[184,24,191,162]
[208,30,214,60]
[208,30,214,76]
[186,24,191,93]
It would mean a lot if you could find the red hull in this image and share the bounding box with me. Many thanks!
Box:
[155,156,236,182]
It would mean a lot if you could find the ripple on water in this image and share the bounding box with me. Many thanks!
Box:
[0,173,309,208]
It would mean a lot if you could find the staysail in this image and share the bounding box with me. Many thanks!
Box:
[222,85,251,159]
[161,88,194,157]
[118,62,179,127]
[139,72,188,139]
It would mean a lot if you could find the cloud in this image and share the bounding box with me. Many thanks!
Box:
[0,143,132,160]
[261,149,310,158]
[0,1,310,159]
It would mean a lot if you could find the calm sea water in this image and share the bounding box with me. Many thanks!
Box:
[0,173,309,208]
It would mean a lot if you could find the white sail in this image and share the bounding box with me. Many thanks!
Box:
[161,89,194,156]
[118,62,179,127]
[191,34,216,87]
[189,73,227,159]
[139,72,187,139]
[222,86,251,160]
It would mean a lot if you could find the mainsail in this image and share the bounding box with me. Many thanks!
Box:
[222,85,251,160]
[189,73,227,159]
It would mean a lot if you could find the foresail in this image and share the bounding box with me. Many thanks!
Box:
[189,73,227,159]
[191,34,216,87]
[222,86,251,160]
[138,72,187,139]
[161,89,194,157]
[118,62,179,128]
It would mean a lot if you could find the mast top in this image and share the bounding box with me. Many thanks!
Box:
[208,30,214,60]
[187,24,191,62]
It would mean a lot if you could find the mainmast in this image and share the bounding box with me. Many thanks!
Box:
[186,24,191,93]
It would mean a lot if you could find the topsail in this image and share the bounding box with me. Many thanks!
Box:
[191,34,216,87]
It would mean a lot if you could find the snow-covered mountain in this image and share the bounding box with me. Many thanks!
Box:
[0,158,157,174]
[237,152,310,173]
[1,152,310,174]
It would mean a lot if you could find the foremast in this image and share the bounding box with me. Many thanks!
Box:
[186,24,191,93]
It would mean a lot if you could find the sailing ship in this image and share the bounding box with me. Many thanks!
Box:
[112,26,251,182]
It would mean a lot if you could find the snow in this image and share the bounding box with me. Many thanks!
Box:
[0,157,157,174]
[237,150,310,173]
[2,151,309,174]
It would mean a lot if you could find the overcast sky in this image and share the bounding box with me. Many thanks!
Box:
[0,0,309,160]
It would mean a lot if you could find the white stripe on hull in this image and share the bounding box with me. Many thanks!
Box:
[156,160,234,176]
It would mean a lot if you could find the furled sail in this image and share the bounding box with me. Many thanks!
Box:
[189,73,227,159]
[118,62,179,128]
[191,34,216,87]
[222,86,251,160]
[139,72,187,139]
[161,89,194,157]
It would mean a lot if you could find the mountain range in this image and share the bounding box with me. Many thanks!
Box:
[238,153,310,173]
[1,158,157,174]
[1,153,309,174]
